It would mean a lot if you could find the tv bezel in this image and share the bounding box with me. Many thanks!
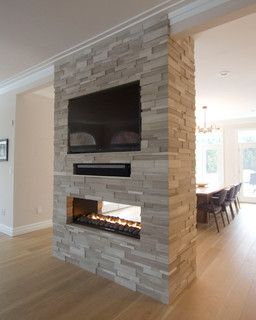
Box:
[67,81,141,154]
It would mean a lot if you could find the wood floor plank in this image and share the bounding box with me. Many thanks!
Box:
[0,204,256,320]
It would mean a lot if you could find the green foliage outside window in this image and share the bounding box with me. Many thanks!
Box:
[206,149,217,173]
[243,148,256,171]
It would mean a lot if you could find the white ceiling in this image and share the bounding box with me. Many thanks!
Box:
[0,0,167,83]
[2,0,256,123]
[194,12,256,122]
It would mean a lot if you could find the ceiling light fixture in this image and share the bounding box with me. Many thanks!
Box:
[197,106,220,134]
[220,70,230,77]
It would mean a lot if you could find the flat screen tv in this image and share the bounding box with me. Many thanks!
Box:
[68,81,141,153]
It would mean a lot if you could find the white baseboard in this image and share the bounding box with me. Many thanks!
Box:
[0,224,13,236]
[0,220,52,237]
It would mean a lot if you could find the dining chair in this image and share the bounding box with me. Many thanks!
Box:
[222,186,236,220]
[231,185,240,213]
[235,183,242,209]
[207,189,228,233]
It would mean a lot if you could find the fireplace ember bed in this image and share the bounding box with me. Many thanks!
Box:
[67,197,141,239]
[75,213,141,238]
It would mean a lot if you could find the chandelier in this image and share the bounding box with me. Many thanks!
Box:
[197,106,219,133]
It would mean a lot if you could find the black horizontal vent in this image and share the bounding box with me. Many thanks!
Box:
[73,163,131,177]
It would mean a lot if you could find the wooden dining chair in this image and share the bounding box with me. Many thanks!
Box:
[207,189,228,233]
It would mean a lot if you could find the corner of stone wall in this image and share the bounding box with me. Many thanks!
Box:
[168,35,197,303]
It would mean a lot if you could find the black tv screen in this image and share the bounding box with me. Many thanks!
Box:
[68,81,141,153]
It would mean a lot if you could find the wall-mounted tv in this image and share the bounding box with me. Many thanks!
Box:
[68,81,141,154]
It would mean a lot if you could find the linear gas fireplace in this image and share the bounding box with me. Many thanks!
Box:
[67,197,141,239]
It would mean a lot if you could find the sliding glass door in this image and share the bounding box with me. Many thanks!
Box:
[238,130,256,203]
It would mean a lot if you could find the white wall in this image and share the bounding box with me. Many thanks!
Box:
[0,93,16,229]
[222,125,240,185]
[13,93,54,228]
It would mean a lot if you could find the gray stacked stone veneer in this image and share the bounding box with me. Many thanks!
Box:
[53,14,171,303]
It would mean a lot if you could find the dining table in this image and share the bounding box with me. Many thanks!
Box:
[196,184,230,223]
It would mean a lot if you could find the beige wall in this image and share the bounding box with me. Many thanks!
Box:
[0,93,16,229]
[13,93,54,228]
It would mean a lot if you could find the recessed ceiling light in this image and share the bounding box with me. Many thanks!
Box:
[220,70,230,77]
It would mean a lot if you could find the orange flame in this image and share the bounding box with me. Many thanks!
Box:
[88,213,141,229]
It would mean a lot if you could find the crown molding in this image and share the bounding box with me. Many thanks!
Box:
[169,0,256,35]
[0,0,187,92]
[0,66,54,95]
[0,0,254,92]
[168,0,231,24]
[216,116,256,126]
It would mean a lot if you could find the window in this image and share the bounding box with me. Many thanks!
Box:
[196,131,223,185]
[206,149,217,173]
[238,129,256,202]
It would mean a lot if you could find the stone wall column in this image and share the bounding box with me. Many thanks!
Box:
[168,36,197,302]
[53,14,171,304]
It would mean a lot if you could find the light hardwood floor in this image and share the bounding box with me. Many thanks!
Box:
[0,204,256,320]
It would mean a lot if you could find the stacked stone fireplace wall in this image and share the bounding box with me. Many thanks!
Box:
[168,37,197,299]
[53,13,197,304]
[53,14,171,303]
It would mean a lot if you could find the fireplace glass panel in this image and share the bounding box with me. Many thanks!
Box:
[67,197,141,239]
